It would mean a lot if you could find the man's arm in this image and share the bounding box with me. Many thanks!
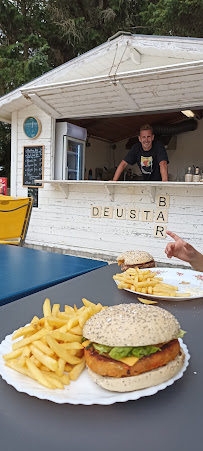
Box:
[159,160,168,181]
[113,160,128,181]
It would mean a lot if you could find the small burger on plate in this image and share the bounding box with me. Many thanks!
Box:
[83,304,185,392]
[117,250,155,271]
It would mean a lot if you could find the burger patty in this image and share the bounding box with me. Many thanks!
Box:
[84,339,180,378]
[121,260,155,272]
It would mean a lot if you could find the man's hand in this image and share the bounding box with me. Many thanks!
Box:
[113,160,128,181]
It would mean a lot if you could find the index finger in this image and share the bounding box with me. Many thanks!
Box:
[166,231,181,242]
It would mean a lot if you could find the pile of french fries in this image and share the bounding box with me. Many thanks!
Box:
[113,267,190,300]
[3,297,106,390]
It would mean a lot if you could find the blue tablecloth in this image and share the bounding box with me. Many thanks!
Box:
[0,245,107,306]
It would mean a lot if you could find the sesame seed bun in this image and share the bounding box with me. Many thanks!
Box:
[83,304,181,347]
[87,350,185,392]
[117,251,154,265]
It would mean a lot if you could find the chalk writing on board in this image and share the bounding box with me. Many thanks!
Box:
[23,146,44,187]
[28,187,38,208]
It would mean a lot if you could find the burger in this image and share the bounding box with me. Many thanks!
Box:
[117,250,155,271]
[82,304,185,392]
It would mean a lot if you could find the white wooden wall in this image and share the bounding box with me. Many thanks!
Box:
[13,104,53,198]
[25,182,203,267]
[13,105,203,267]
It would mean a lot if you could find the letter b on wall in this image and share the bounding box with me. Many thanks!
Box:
[157,195,169,208]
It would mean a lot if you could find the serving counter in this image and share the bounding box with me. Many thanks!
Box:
[38,179,203,202]
[24,179,203,266]
[0,263,202,451]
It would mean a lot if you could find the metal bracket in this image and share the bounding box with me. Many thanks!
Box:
[105,184,115,202]
[58,184,69,199]
[146,186,156,203]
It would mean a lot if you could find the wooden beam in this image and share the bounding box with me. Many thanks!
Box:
[127,45,141,65]
[112,80,140,109]
[23,93,61,118]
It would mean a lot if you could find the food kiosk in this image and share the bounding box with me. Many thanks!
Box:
[0,33,203,265]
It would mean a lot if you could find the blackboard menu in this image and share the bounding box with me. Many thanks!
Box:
[23,145,44,187]
[28,187,38,208]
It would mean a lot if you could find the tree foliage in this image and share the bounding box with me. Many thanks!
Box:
[0,122,11,182]
[138,0,203,37]
[0,1,52,179]
[0,0,202,182]
[46,0,139,65]
[0,0,51,96]
[1,0,202,93]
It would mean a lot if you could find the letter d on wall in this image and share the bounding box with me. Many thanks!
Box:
[91,206,101,218]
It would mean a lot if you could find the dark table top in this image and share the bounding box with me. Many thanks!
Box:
[0,244,107,306]
[0,263,203,451]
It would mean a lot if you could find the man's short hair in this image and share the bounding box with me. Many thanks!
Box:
[139,124,153,134]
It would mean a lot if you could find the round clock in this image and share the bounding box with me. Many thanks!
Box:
[23,117,42,139]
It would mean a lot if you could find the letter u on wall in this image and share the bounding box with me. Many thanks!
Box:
[115,207,126,220]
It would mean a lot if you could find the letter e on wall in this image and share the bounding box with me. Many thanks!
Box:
[102,207,113,219]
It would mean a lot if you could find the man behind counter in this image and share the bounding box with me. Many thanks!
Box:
[113,124,168,182]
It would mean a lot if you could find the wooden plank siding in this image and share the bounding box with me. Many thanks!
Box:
[23,181,203,267]
[14,104,203,267]
[33,66,203,119]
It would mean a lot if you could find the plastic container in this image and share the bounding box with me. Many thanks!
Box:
[88,168,93,180]
[185,167,193,182]
[192,167,201,182]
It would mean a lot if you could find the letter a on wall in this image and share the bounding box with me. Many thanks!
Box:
[155,209,168,223]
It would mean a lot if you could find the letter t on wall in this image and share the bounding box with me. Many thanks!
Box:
[141,209,153,222]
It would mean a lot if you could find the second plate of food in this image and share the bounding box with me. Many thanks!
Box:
[114,267,203,301]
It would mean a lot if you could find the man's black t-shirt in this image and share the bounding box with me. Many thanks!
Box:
[124,141,169,181]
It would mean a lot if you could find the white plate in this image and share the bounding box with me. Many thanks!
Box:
[0,330,190,405]
[115,267,203,301]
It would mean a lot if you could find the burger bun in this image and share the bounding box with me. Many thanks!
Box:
[87,350,185,392]
[83,303,181,347]
[117,250,155,271]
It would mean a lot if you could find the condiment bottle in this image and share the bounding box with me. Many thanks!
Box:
[193,167,201,182]
[88,168,93,180]
[185,167,193,182]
